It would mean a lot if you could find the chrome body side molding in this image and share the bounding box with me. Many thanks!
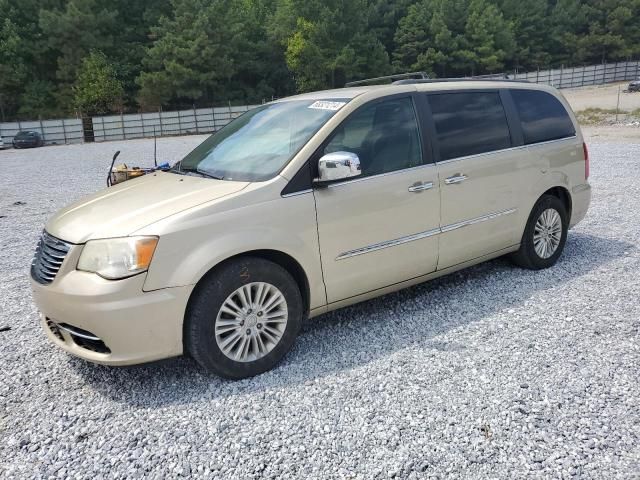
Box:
[336,208,517,260]
[336,227,441,260]
[440,208,517,233]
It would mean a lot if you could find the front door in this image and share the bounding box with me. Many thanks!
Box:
[313,95,440,304]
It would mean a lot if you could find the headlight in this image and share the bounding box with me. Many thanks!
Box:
[77,236,158,279]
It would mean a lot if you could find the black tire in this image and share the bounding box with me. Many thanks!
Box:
[510,194,568,270]
[185,257,303,379]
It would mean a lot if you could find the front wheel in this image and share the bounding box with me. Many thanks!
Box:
[185,257,303,379]
[510,195,568,270]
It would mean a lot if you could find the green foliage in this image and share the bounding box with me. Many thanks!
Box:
[549,0,640,65]
[18,80,59,119]
[0,0,640,119]
[393,0,515,77]
[275,0,390,91]
[496,0,550,68]
[137,0,287,107]
[73,51,124,115]
[0,17,28,114]
[39,0,119,84]
[463,0,515,74]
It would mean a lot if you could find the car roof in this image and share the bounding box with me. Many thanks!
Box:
[275,80,557,103]
[274,85,392,102]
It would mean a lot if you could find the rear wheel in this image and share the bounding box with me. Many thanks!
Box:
[185,257,303,379]
[510,194,568,270]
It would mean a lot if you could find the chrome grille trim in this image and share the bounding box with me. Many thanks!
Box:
[31,232,72,285]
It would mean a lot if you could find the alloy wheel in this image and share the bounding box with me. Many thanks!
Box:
[214,282,288,362]
[533,208,562,259]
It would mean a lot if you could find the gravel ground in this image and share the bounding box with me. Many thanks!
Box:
[1,136,639,479]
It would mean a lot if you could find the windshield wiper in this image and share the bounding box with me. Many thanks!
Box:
[195,168,224,180]
[169,165,223,180]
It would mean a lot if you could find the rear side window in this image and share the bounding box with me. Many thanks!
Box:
[511,90,575,145]
[428,92,512,161]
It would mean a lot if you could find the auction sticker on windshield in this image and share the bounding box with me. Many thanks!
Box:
[308,101,347,111]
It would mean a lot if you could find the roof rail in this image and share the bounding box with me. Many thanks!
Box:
[392,76,530,85]
[345,72,429,87]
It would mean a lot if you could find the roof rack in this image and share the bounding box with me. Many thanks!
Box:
[393,76,530,85]
[345,72,429,87]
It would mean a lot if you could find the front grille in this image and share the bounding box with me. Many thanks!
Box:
[31,231,72,285]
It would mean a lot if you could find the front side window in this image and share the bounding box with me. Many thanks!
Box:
[429,91,512,161]
[175,99,349,181]
[511,89,575,145]
[323,96,423,178]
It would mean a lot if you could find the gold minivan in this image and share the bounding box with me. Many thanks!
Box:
[31,80,591,378]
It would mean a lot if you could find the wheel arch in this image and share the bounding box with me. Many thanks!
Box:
[185,249,312,321]
[541,186,572,221]
[516,182,573,247]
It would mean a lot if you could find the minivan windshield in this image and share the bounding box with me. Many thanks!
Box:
[173,99,349,182]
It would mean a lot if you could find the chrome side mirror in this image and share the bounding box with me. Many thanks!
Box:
[315,151,361,184]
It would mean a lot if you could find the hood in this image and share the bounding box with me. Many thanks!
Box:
[46,171,248,243]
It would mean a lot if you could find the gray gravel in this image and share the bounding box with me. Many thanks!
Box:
[1,137,639,479]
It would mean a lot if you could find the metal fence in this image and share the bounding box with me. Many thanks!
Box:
[0,105,259,146]
[511,60,640,88]
[90,104,259,142]
[477,60,640,88]
[0,118,84,147]
[1,60,639,147]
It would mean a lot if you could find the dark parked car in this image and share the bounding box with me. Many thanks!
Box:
[628,78,640,92]
[13,131,44,148]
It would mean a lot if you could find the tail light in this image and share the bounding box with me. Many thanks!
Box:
[583,142,589,180]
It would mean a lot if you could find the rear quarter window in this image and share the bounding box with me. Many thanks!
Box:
[511,90,575,145]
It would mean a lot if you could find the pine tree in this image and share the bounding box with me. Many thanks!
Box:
[497,0,550,69]
[462,0,515,74]
[274,0,390,91]
[73,51,124,115]
[39,0,119,84]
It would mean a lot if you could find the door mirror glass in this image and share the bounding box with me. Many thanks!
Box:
[315,151,361,183]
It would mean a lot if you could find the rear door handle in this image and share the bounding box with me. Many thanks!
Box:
[444,174,468,185]
[408,181,434,193]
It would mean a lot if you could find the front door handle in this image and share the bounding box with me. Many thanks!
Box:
[444,174,468,185]
[408,181,434,193]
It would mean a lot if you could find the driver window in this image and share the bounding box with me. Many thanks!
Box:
[324,97,423,178]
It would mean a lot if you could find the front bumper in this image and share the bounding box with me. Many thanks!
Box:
[31,266,193,366]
